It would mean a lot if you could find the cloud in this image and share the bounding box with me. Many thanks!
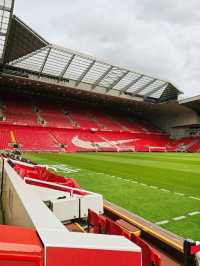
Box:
[14,0,200,97]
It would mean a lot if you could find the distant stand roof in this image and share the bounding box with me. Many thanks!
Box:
[179,95,200,114]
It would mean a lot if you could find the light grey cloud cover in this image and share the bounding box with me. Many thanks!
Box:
[15,0,200,98]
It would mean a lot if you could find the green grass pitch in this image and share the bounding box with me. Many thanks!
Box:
[25,152,200,241]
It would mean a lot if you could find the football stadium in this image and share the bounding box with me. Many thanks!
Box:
[0,1,200,266]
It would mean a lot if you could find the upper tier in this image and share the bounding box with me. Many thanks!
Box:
[0,95,161,134]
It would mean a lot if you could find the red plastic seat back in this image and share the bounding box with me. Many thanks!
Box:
[106,219,131,239]
[132,236,154,266]
[152,252,161,266]
[106,218,124,236]
[88,209,101,233]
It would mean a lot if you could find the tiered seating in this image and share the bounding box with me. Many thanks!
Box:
[92,110,123,131]
[0,97,38,126]
[0,129,12,150]
[115,114,161,134]
[0,125,175,152]
[174,137,199,152]
[66,104,99,129]
[138,120,161,133]
[188,142,200,152]
[118,118,146,132]
[50,129,79,152]
[182,136,200,152]
[14,127,60,151]
[38,103,73,128]
[1,93,198,153]
[97,132,136,151]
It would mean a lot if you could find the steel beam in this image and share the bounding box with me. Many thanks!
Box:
[91,65,113,90]
[131,78,156,96]
[59,53,75,80]
[120,74,143,94]
[39,46,51,74]
[106,70,129,92]
[75,60,95,86]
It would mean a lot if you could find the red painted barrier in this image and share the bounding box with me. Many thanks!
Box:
[0,225,43,266]
[46,247,141,266]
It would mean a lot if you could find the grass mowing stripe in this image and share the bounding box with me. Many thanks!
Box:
[102,152,200,164]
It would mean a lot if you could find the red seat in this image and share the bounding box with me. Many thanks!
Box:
[88,209,107,234]
[131,236,161,266]
[106,218,131,239]
[13,163,81,190]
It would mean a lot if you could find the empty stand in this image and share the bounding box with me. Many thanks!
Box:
[0,129,12,150]
[14,127,60,151]
[0,96,38,126]
[37,102,73,128]
[0,93,194,153]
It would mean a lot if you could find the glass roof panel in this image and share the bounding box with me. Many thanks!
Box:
[113,72,141,90]
[42,47,72,76]
[126,76,153,93]
[151,86,167,98]
[10,46,50,72]
[63,54,93,81]
[98,67,127,88]
[139,80,165,96]
[0,0,12,9]
[82,61,110,84]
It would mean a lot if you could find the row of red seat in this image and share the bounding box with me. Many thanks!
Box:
[1,125,200,152]
[0,96,162,133]
[14,162,80,189]
[88,209,161,266]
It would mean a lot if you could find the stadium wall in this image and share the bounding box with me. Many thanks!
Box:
[148,102,199,138]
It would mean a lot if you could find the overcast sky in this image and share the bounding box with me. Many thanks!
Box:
[15,0,200,98]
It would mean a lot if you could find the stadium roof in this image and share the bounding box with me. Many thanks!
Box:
[179,95,200,114]
[4,15,48,63]
[0,0,182,103]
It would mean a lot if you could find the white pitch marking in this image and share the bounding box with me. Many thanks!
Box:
[156,220,169,225]
[131,180,138,184]
[174,192,184,196]
[189,196,200,201]
[172,216,186,221]
[140,183,148,187]
[188,211,200,216]
[78,169,200,202]
[150,185,157,189]
[161,189,170,192]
